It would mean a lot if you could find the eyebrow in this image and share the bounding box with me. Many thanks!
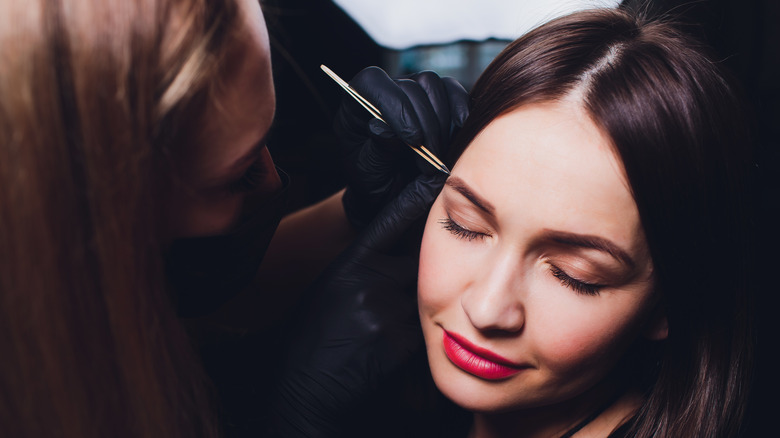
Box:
[445,176,496,214]
[542,229,635,268]
[445,176,634,267]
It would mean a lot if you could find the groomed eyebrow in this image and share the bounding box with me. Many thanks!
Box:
[542,229,635,268]
[445,176,496,215]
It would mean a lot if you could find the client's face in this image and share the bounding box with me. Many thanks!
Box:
[418,100,661,415]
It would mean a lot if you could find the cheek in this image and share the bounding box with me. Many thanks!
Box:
[539,320,614,372]
[418,211,482,315]
[418,218,452,315]
[530,296,647,377]
[165,186,244,237]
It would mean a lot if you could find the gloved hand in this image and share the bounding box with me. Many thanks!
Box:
[267,172,447,438]
[335,66,468,228]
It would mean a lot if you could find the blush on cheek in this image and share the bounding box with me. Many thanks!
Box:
[537,315,638,381]
[417,231,443,311]
[417,232,435,291]
[544,333,602,367]
[417,245,452,316]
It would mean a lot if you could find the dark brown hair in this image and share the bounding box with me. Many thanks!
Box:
[0,0,240,436]
[449,7,754,438]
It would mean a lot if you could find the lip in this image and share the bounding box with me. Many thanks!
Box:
[442,330,527,380]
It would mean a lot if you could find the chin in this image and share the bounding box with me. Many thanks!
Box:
[427,355,526,414]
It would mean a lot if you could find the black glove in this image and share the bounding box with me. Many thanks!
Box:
[335,66,468,228]
[268,172,447,438]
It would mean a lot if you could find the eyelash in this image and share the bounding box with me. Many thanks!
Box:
[549,264,603,296]
[439,216,489,241]
[228,160,267,194]
[440,216,604,296]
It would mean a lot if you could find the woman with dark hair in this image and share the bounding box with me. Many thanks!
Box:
[417,7,753,438]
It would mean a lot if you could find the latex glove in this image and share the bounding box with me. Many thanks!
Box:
[268,172,446,437]
[335,66,468,228]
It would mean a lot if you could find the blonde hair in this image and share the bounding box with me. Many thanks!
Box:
[0,0,240,436]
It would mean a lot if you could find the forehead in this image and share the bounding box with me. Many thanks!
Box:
[453,101,641,245]
[181,0,275,182]
[205,0,274,134]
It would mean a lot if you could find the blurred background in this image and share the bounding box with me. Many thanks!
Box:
[262,0,621,211]
[262,0,777,221]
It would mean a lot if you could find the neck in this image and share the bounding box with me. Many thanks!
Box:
[468,379,641,438]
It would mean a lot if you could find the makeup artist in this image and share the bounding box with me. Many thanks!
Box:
[0,0,466,436]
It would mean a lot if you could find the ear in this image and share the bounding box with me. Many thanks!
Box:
[642,302,668,341]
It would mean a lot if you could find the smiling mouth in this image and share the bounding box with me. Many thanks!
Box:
[442,330,527,380]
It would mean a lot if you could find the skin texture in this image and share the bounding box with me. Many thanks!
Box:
[166,0,281,237]
[417,100,666,437]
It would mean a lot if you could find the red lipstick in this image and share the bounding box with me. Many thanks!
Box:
[442,330,525,380]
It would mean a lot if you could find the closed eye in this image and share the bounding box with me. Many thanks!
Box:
[227,159,270,194]
[548,263,604,296]
[439,216,490,241]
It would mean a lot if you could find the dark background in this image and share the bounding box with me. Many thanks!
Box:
[618,1,779,436]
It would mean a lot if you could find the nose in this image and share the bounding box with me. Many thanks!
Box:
[461,251,525,334]
[252,147,283,198]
